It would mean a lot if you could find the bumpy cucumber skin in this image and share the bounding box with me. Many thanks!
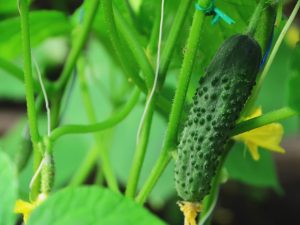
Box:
[175,35,262,202]
[41,152,55,194]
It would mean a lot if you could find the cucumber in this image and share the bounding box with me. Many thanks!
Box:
[175,34,262,202]
[41,152,55,194]
[41,138,54,194]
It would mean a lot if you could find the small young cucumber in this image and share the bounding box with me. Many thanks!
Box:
[175,34,262,202]
[41,152,55,194]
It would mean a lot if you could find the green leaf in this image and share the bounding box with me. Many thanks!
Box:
[225,143,282,192]
[0,11,71,59]
[288,46,300,113]
[27,186,166,225]
[0,118,26,161]
[0,151,18,225]
[0,1,17,15]
[0,69,25,99]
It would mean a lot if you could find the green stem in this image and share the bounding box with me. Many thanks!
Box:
[102,0,147,91]
[199,142,233,225]
[159,0,193,86]
[50,88,140,142]
[253,2,277,55]
[55,0,99,91]
[231,107,297,136]
[100,0,176,118]
[199,185,219,225]
[113,0,136,28]
[125,104,154,198]
[136,0,210,204]
[18,0,41,199]
[114,8,154,88]
[147,14,161,56]
[247,0,268,36]
[49,0,99,134]
[18,0,40,144]
[244,0,300,113]
[95,163,105,185]
[275,0,283,26]
[78,57,119,193]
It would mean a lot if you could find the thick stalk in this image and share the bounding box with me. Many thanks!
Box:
[18,0,41,199]
[136,0,211,204]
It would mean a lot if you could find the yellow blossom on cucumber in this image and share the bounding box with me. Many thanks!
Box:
[233,107,285,160]
[178,201,201,225]
[14,193,47,224]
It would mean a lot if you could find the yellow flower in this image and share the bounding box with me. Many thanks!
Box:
[285,25,299,48]
[178,201,201,225]
[233,107,285,161]
[14,193,47,224]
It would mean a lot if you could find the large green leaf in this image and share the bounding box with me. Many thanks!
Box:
[0,11,71,59]
[225,143,282,192]
[27,186,166,225]
[0,1,17,15]
[0,151,18,225]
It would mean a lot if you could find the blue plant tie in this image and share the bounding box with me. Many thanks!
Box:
[195,1,235,25]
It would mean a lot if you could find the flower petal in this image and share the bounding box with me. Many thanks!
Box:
[14,200,33,214]
[235,123,285,153]
[246,141,260,160]
[14,194,47,224]
[245,107,262,120]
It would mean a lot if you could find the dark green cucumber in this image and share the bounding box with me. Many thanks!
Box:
[175,34,262,202]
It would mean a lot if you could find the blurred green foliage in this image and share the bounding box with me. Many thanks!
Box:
[0,0,299,221]
[0,151,17,225]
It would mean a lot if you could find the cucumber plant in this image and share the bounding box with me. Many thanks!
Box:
[0,0,299,225]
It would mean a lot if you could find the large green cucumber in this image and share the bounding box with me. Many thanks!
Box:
[175,34,262,202]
